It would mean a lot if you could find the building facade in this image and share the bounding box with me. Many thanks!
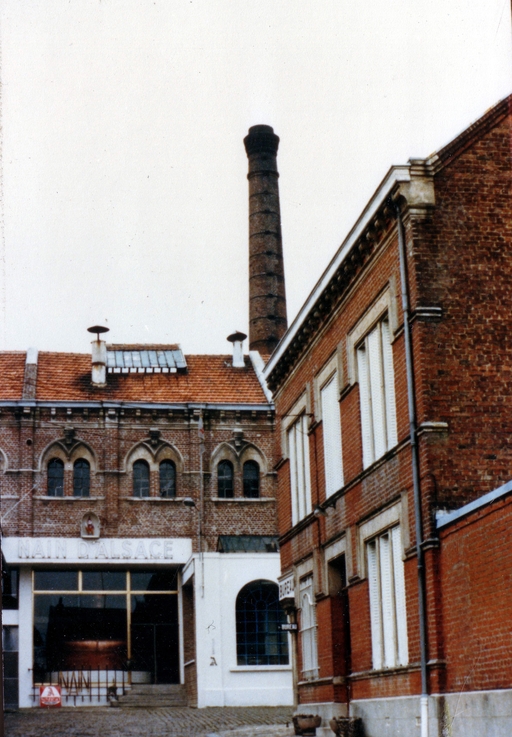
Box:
[0,122,294,710]
[263,96,512,736]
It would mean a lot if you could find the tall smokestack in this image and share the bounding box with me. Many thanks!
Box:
[244,125,287,355]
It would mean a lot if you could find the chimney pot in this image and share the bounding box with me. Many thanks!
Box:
[227,331,247,368]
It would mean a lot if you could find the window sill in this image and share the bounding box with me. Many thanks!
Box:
[34,495,104,501]
[211,498,276,503]
[230,665,291,672]
[123,496,187,502]
[350,662,420,680]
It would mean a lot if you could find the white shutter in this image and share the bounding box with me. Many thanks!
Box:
[296,418,306,520]
[368,325,387,460]
[301,414,312,517]
[357,345,374,468]
[381,319,398,450]
[321,375,344,496]
[367,540,383,669]
[288,425,299,526]
[391,526,409,665]
[300,576,318,679]
[379,532,396,667]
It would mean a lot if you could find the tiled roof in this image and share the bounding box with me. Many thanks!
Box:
[0,352,269,405]
[0,353,26,399]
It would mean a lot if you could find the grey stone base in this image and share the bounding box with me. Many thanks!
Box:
[350,689,512,737]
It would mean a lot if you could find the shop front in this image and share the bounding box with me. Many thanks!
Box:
[2,537,192,707]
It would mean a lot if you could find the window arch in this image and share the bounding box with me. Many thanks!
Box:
[159,460,176,498]
[47,459,64,497]
[133,460,150,497]
[73,459,90,497]
[218,460,234,498]
[243,460,260,498]
[236,580,289,666]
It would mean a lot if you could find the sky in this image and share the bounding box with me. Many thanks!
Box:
[1,0,511,356]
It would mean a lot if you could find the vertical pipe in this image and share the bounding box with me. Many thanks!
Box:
[394,202,429,736]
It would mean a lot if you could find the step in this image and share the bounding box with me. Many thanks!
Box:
[116,684,188,708]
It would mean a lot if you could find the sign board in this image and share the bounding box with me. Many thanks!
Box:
[280,623,298,631]
[279,573,295,601]
[2,537,192,565]
[40,685,61,708]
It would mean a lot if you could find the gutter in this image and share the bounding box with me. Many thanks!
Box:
[0,401,274,412]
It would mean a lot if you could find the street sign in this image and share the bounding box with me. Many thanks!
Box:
[280,623,298,631]
[40,685,62,708]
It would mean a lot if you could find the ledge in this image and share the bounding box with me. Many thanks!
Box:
[122,496,190,503]
[210,497,276,504]
[33,496,105,501]
[298,676,333,686]
[350,663,420,680]
[230,665,291,672]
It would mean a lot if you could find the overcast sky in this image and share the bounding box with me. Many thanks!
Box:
[1,0,511,355]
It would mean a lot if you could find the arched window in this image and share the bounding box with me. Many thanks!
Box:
[243,460,260,498]
[73,459,90,497]
[217,460,234,498]
[236,580,289,665]
[47,459,64,497]
[133,460,150,497]
[159,460,176,498]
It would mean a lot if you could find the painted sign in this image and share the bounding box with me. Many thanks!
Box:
[40,685,61,708]
[278,573,295,601]
[2,537,193,565]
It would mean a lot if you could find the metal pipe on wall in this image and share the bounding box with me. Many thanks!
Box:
[394,201,429,737]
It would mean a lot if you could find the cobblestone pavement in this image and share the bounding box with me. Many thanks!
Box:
[5,706,295,737]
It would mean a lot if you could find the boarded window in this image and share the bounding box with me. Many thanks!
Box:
[367,525,408,669]
[357,316,397,468]
[321,373,344,496]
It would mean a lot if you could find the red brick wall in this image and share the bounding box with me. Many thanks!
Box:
[439,493,512,692]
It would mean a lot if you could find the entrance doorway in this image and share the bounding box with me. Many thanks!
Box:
[131,594,179,683]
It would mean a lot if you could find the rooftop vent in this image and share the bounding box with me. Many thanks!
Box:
[88,326,110,387]
[227,331,247,368]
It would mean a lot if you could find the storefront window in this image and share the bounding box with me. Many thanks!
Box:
[33,568,180,685]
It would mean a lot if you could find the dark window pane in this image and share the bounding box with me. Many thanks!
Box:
[218,460,234,498]
[130,570,178,592]
[34,594,127,674]
[159,460,176,498]
[133,460,150,497]
[235,580,289,665]
[243,461,260,498]
[82,570,126,591]
[73,458,90,497]
[2,568,19,609]
[47,458,64,497]
[34,571,78,591]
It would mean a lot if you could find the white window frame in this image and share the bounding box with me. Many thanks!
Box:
[356,315,397,467]
[366,524,408,670]
[320,373,344,497]
[283,393,312,526]
[299,575,319,680]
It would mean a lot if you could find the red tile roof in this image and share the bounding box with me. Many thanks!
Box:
[0,352,26,399]
[0,352,269,404]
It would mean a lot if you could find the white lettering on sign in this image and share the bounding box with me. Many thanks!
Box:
[279,574,295,600]
[12,537,179,563]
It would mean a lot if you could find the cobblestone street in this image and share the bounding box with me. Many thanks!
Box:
[5,706,295,737]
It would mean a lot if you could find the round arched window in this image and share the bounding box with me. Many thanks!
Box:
[235,580,289,665]
[159,460,176,498]
[133,460,150,497]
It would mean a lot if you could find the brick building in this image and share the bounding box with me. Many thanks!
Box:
[0,125,294,710]
[263,95,512,736]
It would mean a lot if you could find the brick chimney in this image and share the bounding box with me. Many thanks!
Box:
[244,125,287,354]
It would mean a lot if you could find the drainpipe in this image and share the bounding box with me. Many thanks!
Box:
[394,201,429,737]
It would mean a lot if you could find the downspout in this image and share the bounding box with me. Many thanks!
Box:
[394,201,429,737]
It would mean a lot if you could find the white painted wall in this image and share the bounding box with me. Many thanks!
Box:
[193,552,293,707]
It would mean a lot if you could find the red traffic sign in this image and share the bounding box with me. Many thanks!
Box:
[40,685,62,708]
